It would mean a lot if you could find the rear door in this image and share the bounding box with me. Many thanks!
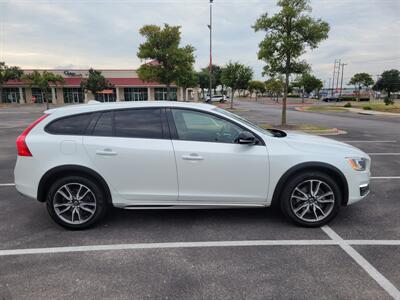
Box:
[83,108,178,202]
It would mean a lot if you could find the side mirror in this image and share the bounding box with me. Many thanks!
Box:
[237,131,256,145]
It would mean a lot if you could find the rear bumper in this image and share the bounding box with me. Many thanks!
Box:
[14,156,41,200]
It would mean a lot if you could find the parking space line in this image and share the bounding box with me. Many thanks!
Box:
[371,177,400,179]
[347,240,400,245]
[321,226,400,300]
[338,140,397,143]
[368,153,400,156]
[0,240,339,257]
[0,183,15,187]
[1,239,400,258]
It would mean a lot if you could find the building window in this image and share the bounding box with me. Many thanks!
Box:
[124,88,148,101]
[95,88,116,102]
[1,88,20,103]
[155,87,177,101]
[31,88,53,104]
[63,88,84,104]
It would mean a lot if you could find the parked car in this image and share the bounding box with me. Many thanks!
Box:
[322,96,340,102]
[205,94,228,103]
[14,101,370,229]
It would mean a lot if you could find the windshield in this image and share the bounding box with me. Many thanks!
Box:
[212,107,274,137]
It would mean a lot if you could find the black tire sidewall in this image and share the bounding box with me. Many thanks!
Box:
[280,171,341,227]
[46,176,107,230]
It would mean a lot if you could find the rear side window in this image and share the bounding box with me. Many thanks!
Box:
[114,108,163,139]
[92,111,113,137]
[46,113,92,135]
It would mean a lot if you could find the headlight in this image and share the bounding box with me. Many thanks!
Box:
[346,157,367,171]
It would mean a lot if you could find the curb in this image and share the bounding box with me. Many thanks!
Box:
[298,128,347,136]
[343,107,400,116]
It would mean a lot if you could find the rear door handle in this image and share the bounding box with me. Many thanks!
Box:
[96,149,117,156]
[182,154,204,161]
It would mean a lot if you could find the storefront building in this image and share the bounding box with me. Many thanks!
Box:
[1,69,197,104]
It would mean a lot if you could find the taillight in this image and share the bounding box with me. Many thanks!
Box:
[16,114,49,156]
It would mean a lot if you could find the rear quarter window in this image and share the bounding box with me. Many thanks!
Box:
[45,113,92,135]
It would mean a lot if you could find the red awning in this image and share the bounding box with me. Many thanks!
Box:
[3,77,174,87]
[98,89,114,94]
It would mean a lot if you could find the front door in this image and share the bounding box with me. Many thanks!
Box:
[73,92,80,103]
[11,92,18,103]
[169,108,269,204]
[83,108,178,203]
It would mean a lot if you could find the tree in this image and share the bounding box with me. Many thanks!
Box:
[80,68,114,101]
[373,69,400,105]
[248,80,266,101]
[294,73,323,102]
[176,69,197,101]
[253,0,329,126]
[197,70,209,99]
[265,77,284,103]
[200,64,223,94]
[221,62,253,109]
[349,73,374,101]
[0,62,23,103]
[22,70,64,109]
[137,24,195,100]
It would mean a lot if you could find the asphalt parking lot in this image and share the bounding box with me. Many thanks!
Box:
[0,101,399,299]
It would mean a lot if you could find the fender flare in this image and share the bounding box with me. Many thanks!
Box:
[37,165,112,204]
[270,161,349,207]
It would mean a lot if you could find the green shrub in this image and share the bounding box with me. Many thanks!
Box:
[363,105,372,110]
[384,96,394,106]
[344,102,352,108]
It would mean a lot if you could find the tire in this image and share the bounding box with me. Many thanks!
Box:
[280,171,341,227]
[46,175,108,229]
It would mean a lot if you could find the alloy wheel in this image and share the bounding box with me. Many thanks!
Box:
[53,183,97,225]
[290,179,335,223]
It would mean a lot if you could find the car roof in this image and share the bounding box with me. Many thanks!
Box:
[45,101,216,116]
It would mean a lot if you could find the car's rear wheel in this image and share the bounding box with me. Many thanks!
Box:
[46,176,107,229]
[280,172,341,227]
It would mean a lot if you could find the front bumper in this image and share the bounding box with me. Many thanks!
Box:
[346,170,370,205]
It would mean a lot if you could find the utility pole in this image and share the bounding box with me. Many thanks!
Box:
[340,63,347,96]
[208,0,213,101]
[331,60,337,96]
[336,59,341,92]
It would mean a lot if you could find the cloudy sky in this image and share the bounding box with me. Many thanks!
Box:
[1,0,399,86]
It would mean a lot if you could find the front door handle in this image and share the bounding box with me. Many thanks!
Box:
[96,149,117,156]
[182,153,204,161]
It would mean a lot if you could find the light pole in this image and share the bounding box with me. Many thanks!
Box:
[339,63,347,96]
[208,0,213,101]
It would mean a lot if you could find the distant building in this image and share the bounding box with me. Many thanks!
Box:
[1,69,197,104]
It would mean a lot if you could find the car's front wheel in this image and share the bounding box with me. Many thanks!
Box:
[46,176,107,229]
[280,172,341,227]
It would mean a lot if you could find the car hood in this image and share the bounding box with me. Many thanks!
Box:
[281,131,367,157]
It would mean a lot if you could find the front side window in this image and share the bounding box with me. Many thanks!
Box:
[171,109,243,143]
[46,113,92,135]
[114,108,163,139]
[213,107,274,137]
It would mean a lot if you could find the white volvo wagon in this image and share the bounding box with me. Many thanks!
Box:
[14,101,370,229]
